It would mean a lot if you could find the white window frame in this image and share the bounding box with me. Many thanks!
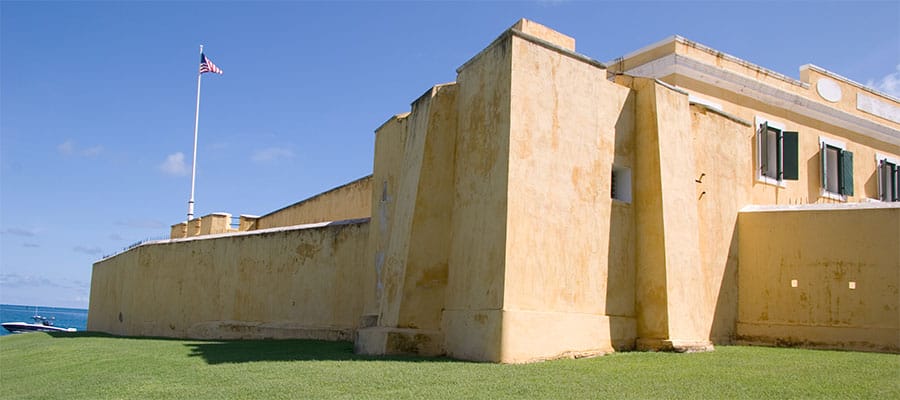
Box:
[755,116,787,187]
[820,136,847,202]
[876,153,900,202]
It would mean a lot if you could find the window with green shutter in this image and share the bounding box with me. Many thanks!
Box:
[756,118,798,185]
[877,155,900,202]
[820,137,853,200]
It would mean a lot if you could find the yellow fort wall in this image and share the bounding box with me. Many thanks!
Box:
[355,83,458,357]
[737,204,900,353]
[88,221,370,340]
[255,176,372,230]
[499,28,637,362]
[89,19,900,363]
[438,25,512,363]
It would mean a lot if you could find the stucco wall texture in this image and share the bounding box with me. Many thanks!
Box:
[737,204,899,352]
[89,221,370,340]
[89,19,900,362]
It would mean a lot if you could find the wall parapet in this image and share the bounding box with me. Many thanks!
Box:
[89,218,372,340]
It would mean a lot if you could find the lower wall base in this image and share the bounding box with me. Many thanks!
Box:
[185,320,354,341]
[500,310,637,363]
[636,338,714,352]
[736,322,900,353]
[355,327,444,356]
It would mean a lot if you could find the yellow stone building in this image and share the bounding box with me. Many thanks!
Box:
[88,20,900,363]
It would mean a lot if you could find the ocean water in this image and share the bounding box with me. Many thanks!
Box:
[0,304,88,336]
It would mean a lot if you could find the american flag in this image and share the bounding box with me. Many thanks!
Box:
[199,53,223,75]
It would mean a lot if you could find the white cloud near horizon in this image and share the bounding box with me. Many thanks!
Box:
[867,64,900,98]
[251,147,294,163]
[114,219,167,229]
[159,152,189,176]
[57,139,104,157]
[2,228,36,237]
[73,245,102,255]
[0,273,89,292]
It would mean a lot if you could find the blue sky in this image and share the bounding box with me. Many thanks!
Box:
[1,1,898,309]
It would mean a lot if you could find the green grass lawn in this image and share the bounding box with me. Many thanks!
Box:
[1,332,897,399]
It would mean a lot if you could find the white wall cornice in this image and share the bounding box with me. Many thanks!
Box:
[623,54,900,148]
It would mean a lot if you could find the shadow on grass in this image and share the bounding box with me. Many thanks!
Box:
[184,340,458,365]
[44,331,458,365]
[45,331,182,340]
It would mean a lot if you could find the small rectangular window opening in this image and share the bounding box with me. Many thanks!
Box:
[611,166,632,203]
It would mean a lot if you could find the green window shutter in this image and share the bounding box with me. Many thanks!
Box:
[840,150,854,196]
[759,122,768,174]
[890,165,900,201]
[820,142,826,189]
[781,131,799,180]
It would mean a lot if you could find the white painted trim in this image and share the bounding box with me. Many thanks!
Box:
[609,35,678,66]
[820,136,846,150]
[622,54,900,147]
[858,93,900,124]
[815,78,842,103]
[740,202,899,212]
[876,153,900,166]
[688,94,722,111]
[802,64,900,103]
[756,116,785,131]
[613,36,808,89]
[758,175,787,188]
[820,189,847,202]
[625,54,676,78]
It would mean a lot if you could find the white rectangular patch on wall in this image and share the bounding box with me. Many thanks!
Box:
[791,279,798,288]
[849,281,856,290]
[857,93,900,124]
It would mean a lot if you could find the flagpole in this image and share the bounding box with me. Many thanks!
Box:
[188,44,203,222]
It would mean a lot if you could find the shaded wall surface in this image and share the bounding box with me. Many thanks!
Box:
[737,204,899,353]
[89,221,370,340]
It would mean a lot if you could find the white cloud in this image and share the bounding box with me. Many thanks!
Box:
[159,152,189,176]
[3,228,36,237]
[57,140,75,155]
[57,140,103,157]
[115,219,167,229]
[73,245,102,255]
[81,145,104,157]
[0,273,89,292]
[251,147,294,163]
[866,64,900,98]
